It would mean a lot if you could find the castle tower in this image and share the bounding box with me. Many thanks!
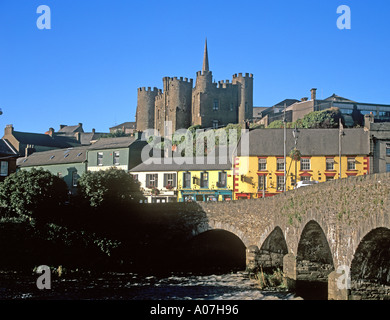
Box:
[192,39,213,127]
[155,77,193,133]
[136,87,160,131]
[232,73,254,125]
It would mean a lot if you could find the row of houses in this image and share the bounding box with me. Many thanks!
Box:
[2,114,390,203]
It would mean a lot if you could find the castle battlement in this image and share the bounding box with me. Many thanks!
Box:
[163,76,193,85]
[138,86,160,92]
[233,73,254,79]
[196,70,212,77]
[218,80,234,89]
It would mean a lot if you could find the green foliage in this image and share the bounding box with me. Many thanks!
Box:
[299,107,342,129]
[267,120,285,129]
[267,108,343,129]
[250,123,265,129]
[77,168,145,207]
[0,168,68,218]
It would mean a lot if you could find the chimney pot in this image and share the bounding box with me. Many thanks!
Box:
[311,88,317,100]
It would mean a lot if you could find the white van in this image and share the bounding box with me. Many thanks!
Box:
[294,180,319,189]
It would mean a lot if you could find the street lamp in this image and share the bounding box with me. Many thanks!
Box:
[292,126,299,188]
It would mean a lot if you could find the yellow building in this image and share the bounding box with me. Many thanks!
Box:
[234,128,370,199]
[178,167,234,202]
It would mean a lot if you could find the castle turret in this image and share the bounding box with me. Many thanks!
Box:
[136,87,160,131]
[232,73,254,124]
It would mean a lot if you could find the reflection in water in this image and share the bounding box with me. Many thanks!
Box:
[0,271,302,300]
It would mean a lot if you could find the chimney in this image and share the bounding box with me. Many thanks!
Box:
[25,144,35,157]
[364,112,374,130]
[92,128,96,134]
[301,97,309,102]
[48,128,55,137]
[5,124,14,135]
[311,88,317,100]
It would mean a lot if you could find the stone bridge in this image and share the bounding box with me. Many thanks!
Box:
[148,172,390,300]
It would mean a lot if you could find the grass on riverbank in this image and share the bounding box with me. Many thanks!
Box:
[250,267,287,290]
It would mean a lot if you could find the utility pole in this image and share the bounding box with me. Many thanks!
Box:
[283,103,287,193]
[339,118,343,179]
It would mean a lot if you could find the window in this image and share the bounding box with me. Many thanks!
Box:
[183,172,191,188]
[326,175,334,181]
[113,151,120,165]
[213,99,219,111]
[164,173,176,188]
[212,120,219,129]
[326,158,334,170]
[277,175,285,191]
[387,164,390,172]
[277,158,284,171]
[72,171,79,187]
[386,144,390,156]
[97,152,103,166]
[200,172,209,188]
[258,175,267,191]
[218,171,227,188]
[301,176,311,181]
[0,161,8,176]
[258,158,267,171]
[146,174,158,188]
[300,158,311,170]
[132,174,138,181]
[245,102,248,112]
[347,158,356,170]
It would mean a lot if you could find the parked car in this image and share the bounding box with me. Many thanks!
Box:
[294,180,319,189]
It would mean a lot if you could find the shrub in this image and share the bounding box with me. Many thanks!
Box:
[0,168,68,218]
[77,168,145,207]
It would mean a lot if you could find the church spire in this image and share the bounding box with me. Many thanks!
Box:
[202,38,209,72]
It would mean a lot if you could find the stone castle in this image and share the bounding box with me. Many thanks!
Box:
[135,40,254,133]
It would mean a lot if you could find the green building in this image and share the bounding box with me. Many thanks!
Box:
[86,136,147,172]
[17,146,88,194]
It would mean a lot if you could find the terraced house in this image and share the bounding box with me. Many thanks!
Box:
[233,128,370,199]
[129,147,234,203]
[17,146,88,194]
[86,136,147,172]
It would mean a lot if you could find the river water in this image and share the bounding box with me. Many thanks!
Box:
[0,271,303,300]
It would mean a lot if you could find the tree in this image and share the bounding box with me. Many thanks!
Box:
[77,168,145,208]
[0,168,68,218]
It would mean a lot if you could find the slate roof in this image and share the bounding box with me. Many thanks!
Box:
[237,128,370,156]
[58,124,83,133]
[0,139,18,156]
[17,146,88,167]
[12,131,77,148]
[110,122,136,130]
[87,136,137,150]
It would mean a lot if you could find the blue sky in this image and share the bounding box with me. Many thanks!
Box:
[0,0,389,133]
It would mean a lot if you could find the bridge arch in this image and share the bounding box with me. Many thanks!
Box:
[191,220,250,248]
[295,220,335,300]
[350,227,390,299]
[258,226,288,272]
[185,229,246,272]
